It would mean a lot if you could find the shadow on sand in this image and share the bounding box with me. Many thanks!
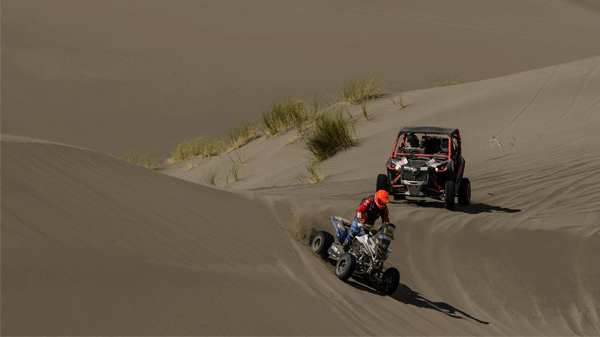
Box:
[339,272,489,325]
[392,283,489,324]
[395,199,520,214]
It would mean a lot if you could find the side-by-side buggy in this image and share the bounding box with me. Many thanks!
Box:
[377,126,471,210]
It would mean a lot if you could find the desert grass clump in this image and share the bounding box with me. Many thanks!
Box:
[296,160,324,184]
[205,168,219,186]
[168,136,227,163]
[391,94,405,109]
[120,149,157,169]
[305,109,355,162]
[227,119,261,151]
[341,76,385,104]
[361,101,370,120]
[262,97,309,137]
[226,153,247,184]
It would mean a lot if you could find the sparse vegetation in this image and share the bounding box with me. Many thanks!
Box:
[183,160,197,171]
[168,136,227,164]
[305,108,355,162]
[227,119,261,152]
[262,96,310,137]
[341,77,385,104]
[205,168,219,186]
[391,94,405,109]
[296,160,324,184]
[120,149,157,169]
[361,101,370,120]
[126,74,395,185]
[226,153,247,184]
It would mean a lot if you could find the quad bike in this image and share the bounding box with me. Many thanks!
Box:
[310,216,400,295]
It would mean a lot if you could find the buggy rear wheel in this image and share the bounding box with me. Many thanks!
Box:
[379,267,400,295]
[444,180,456,211]
[311,231,334,259]
[458,178,471,205]
[335,253,356,281]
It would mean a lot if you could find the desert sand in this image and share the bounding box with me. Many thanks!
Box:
[3,0,600,159]
[2,0,600,336]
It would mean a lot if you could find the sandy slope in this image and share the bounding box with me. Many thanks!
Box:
[3,56,599,335]
[3,0,600,159]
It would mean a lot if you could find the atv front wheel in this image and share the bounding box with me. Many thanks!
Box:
[380,267,400,295]
[444,180,456,211]
[376,174,389,192]
[458,178,471,205]
[311,231,334,259]
[335,253,356,281]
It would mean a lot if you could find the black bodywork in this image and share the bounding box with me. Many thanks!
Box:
[377,126,471,210]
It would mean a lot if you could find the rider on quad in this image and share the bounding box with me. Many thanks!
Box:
[342,190,390,252]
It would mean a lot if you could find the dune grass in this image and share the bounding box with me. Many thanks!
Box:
[226,153,247,184]
[361,101,370,120]
[227,119,261,151]
[262,96,311,137]
[341,76,385,104]
[390,94,406,109]
[119,149,158,169]
[137,74,389,177]
[205,168,219,186]
[296,160,324,184]
[305,108,355,162]
[168,136,227,164]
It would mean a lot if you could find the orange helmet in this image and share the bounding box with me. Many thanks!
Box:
[374,190,389,208]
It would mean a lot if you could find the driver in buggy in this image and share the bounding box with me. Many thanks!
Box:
[342,190,390,252]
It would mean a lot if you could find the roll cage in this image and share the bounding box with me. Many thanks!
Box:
[390,126,462,163]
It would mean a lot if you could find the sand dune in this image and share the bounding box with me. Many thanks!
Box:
[3,56,599,335]
[3,0,600,335]
[3,0,600,159]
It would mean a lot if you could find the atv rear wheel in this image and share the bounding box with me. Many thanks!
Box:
[379,267,400,295]
[458,177,471,205]
[376,174,389,193]
[444,180,456,211]
[335,253,356,281]
[311,231,334,259]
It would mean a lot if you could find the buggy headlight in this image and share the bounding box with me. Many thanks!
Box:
[435,164,447,172]
[388,158,403,170]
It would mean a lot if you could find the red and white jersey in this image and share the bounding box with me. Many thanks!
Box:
[356,197,389,225]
